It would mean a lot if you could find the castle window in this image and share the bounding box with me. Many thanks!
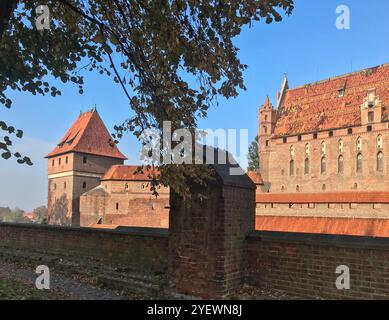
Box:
[52,160,54,167]
[377,134,383,149]
[329,131,334,137]
[65,156,68,164]
[265,140,269,147]
[368,111,374,123]
[356,153,363,173]
[321,141,326,155]
[377,152,384,172]
[313,133,318,140]
[296,185,300,192]
[289,160,295,176]
[58,158,61,165]
[305,144,310,156]
[263,125,267,134]
[125,183,129,191]
[83,156,88,164]
[82,181,87,189]
[283,137,287,143]
[322,184,326,191]
[298,135,302,142]
[338,139,343,153]
[367,125,372,132]
[54,183,56,190]
[338,89,345,98]
[264,115,268,121]
[321,157,327,175]
[281,186,285,192]
[356,137,362,152]
[338,155,344,175]
[290,145,295,158]
[304,158,310,175]
[348,128,353,135]
[64,182,66,190]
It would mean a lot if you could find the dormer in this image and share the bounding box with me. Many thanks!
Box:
[361,89,383,125]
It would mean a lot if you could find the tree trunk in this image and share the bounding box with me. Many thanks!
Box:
[0,0,18,42]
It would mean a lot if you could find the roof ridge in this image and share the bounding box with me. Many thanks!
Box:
[287,62,389,92]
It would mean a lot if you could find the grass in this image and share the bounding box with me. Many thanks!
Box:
[0,277,65,300]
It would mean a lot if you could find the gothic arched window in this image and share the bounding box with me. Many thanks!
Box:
[290,159,295,176]
[338,155,344,175]
[356,153,363,173]
[357,137,362,152]
[321,141,326,155]
[377,134,383,150]
[321,157,327,175]
[338,139,344,154]
[304,158,310,175]
[377,152,384,172]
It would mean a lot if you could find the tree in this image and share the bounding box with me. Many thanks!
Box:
[32,205,48,223]
[1,0,293,196]
[247,135,259,172]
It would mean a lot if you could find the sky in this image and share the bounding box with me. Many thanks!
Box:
[1,0,389,211]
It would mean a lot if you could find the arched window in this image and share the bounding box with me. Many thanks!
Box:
[321,141,326,155]
[321,157,327,175]
[82,181,87,189]
[338,155,344,174]
[356,153,363,173]
[304,158,310,175]
[377,134,383,150]
[338,139,343,153]
[357,137,362,152]
[305,144,310,157]
[290,145,295,158]
[290,159,295,176]
[377,152,384,172]
[116,203,119,210]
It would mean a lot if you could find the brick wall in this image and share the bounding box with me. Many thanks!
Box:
[169,181,255,299]
[0,222,168,274]
[263,125,388,193]
[245,231,389,299]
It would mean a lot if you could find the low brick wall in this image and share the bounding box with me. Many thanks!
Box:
[0,222,168,275]
[246,231,389,299]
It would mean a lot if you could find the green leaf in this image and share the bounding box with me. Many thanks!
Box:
[1,152,12,160]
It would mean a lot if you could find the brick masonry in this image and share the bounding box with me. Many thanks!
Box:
[0,222,168,275]
[168,166,256,299]
[246,231,389,299]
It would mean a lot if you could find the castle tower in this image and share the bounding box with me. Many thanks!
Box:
[45,109,127,226]
[258,96,277,185]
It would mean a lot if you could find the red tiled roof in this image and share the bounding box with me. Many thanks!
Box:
[101,165,160,181]
[247,171,264,185]
[46,109,127,160]
[256,192,389,204]
[256,216,389,238]
[274,63,389,136]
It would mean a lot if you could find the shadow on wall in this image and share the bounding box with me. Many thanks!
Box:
[49,194,71,226]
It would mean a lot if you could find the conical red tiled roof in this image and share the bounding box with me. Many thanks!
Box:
[46,109,127,160]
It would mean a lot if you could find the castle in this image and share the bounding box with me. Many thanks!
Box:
[46,63,389,229]
[45,109,169,227]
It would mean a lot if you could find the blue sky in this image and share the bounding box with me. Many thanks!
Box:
[1,0,389,211]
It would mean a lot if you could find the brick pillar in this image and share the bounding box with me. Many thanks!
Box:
[168,161,256,299]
